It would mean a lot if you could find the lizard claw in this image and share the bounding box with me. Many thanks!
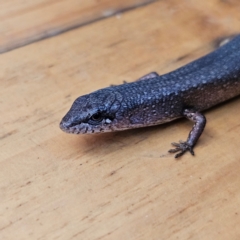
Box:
[168,141,194,159]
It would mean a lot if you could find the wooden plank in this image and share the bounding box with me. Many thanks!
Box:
[1,0,240,239]
[0,0,156,53]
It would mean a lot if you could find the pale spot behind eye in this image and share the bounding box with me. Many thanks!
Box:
[105,119,112,124]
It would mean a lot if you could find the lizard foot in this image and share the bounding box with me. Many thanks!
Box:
[168,141,194,158]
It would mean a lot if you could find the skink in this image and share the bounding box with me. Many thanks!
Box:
[60,35,240,158]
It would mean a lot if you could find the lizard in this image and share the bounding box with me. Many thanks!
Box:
[60,35,240,158]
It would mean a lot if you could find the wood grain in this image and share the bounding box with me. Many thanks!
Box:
[1,0,240,239]
[0,0,156,53]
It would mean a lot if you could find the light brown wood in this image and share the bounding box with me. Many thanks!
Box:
[1,0,240,239]
[0,0,155,53]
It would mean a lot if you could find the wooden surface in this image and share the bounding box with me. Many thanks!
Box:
[1,0,240,239]
[0,0,155,53]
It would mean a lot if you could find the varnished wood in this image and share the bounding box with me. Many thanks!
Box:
[0,0,155,53]
[1,0,240,239]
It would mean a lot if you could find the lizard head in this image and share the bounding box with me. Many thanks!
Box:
[60,89,124,134]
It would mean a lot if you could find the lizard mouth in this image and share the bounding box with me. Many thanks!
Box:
[59,112,83,133]
[59,121,70,133]
[60,119,93,134]
[59,122,81,134]
[59,119,78,133]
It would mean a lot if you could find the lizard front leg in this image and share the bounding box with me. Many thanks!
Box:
[169,109,206,158]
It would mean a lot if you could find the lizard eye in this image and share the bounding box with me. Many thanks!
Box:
[89,112,103,124]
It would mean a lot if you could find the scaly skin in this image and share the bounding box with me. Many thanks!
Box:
[60,35,240,158]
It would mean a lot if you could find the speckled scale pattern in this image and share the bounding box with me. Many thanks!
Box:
[60,35,240,157]
[60,35,240,137]
[106,35,240,126]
